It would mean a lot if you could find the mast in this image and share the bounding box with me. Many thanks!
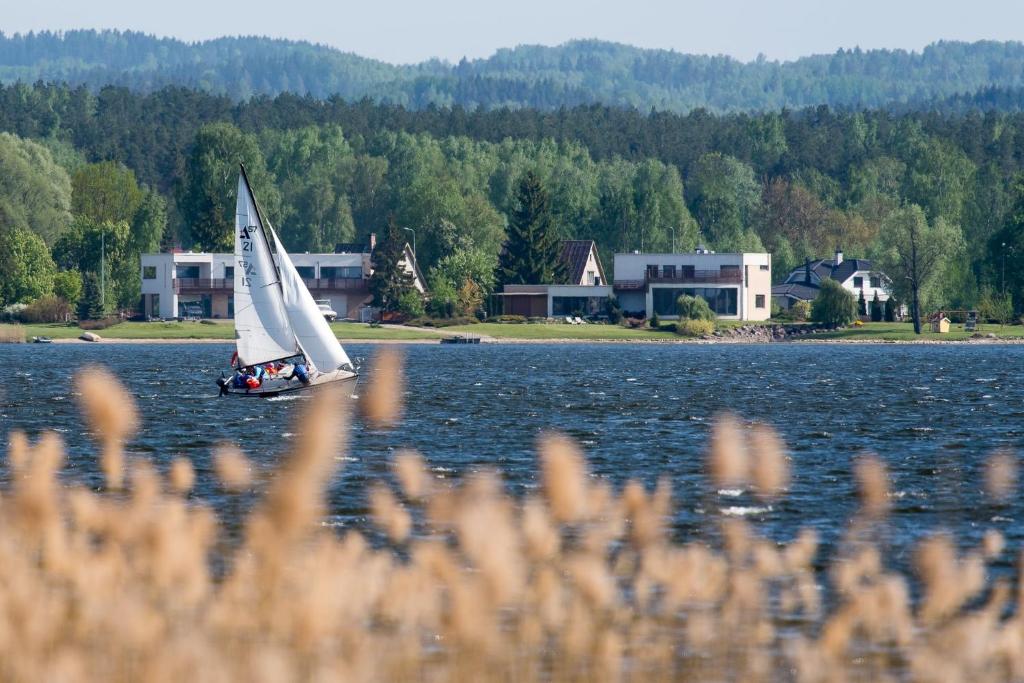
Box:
[239,163,286,299]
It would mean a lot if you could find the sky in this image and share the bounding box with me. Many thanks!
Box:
[4,0,1024,64]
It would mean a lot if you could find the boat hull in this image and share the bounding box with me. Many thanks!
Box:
[218,369,357,397]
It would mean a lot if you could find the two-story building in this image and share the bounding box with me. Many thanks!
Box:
[140,235,424,320]
[613,247,772,321]
[771,249,892,311]
[493,243,772,321]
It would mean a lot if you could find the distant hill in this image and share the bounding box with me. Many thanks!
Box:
[5,30,1024,112]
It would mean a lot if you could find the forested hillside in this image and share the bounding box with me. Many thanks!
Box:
[3,81,1024,320]
[5,31,1024,112]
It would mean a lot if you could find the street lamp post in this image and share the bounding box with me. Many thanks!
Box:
[100,229,105,309]
[1003,242,1008,296]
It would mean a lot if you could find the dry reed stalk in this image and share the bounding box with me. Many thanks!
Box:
[855,453,890,516]
[749,423,788,500]
[75,364,139,489]
[985,450,1018,502]
[1,364,1023,682]
[213,444,252,491]
[708,412,748,488]
[360,347,404,428]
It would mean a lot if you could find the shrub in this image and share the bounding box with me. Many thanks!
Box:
[676,294,715,321]
[403,317,475,327]
[603,296,623,324]
[649,312,660,329]
[676,318,715,337]
[884,297,897,322]
[18,296,72,323]
[811,279,857,326]
[789,299,811,321]
[200,319,217,325]
[485,315,527,324]
[397,291,425,319]
[78,316,121,330]
[870,293,883,322]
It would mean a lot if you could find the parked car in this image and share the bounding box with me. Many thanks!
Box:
[316,299,338,322]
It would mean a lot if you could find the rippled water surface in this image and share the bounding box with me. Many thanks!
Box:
[2,342,1023,563]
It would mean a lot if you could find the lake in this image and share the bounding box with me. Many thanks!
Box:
[1,342,1022,570]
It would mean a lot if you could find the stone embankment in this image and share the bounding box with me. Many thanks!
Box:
[710,323,835,342]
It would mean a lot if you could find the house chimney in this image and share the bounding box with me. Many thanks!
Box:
[834,247,843,266]
[368,233,377,252]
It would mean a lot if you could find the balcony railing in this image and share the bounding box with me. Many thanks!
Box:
[614,269,743,290]
[301,278,367,291]
[174,278,231,293]
[173,277,368,293]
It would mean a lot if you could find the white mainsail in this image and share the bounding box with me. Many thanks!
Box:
[268,223,354,373]
[233,173,298,367]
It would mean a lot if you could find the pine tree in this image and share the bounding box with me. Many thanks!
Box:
[496,171,567,286]
[77,272,105,320]
[871,292,883,322]
[369,217,417,313]
[858,288,867,316]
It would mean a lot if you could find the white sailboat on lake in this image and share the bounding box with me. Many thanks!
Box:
[217,166,358,396]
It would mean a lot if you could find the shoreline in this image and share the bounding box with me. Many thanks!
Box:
[30,336,1024,345]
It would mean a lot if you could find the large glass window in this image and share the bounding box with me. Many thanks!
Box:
[652,287,738,316]
[552,297,598,316]
[663,265,677,278]
[176,265,200,279]
[646,264,659,279]
[296,266,315,279]
[321,266,363,279]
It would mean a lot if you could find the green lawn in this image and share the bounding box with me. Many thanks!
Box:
[2,321,442,342]
[442,322,676,340]
[810,321,1024,341]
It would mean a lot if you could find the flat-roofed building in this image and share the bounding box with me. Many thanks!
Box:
[613,247,771,321]
[140,235,424,320]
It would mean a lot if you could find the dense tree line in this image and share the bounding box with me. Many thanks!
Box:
[7,31,1024,112]
[3,81,1024,318]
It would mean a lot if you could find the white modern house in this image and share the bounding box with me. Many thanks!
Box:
[771,249,892,311]
[613,248,772,321]
[493,243,772,321]
[140,235,424,320]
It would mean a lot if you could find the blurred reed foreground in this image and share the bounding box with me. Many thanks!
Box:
[2,350,1023,682]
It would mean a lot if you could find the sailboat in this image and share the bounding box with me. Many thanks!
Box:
[217,166,358,397]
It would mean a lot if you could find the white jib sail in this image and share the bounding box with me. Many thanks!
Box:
[233,173,298,367]
[268,223,353,373]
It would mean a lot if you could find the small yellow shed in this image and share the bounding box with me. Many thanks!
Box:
[931,316,951,333]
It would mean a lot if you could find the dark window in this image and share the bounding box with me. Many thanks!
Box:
[681,265,695,278]
[646,264,659,279]
[662,265,677,278]
[853,276,864,288]
[756,294,766,308]
[760,264,770,271]
[225,266,234,279]
[296,266,316,279]
[321,266,363,279]
[552,296,597,316]
[142,266,156,279]
[652,287,738,317]
[176,265,199,279]
[870,276,881,288]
